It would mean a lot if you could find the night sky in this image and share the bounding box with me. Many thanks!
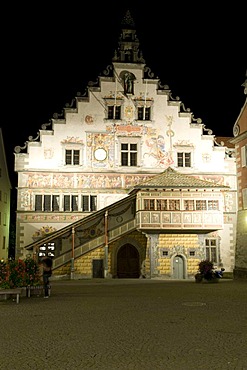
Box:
[2,2,246,186]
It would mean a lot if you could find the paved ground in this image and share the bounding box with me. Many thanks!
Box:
[0,278,247,370]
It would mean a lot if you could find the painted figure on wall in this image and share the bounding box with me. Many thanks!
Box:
[123,72,134,94]
[145,135,174,167]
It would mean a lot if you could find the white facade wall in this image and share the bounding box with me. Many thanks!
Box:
[14,54,237,272]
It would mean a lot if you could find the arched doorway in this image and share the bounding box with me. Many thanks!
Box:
[117,244,140,278]
[173,255,184,279]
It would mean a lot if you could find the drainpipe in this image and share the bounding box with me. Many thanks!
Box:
[71,227,75,280]
[104,211,109,278]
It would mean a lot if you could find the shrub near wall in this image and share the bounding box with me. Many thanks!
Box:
[0,257,42,289]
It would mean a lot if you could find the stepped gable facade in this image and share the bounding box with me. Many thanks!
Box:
[14,10,236,278]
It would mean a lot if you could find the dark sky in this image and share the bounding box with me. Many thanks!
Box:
[2,2,246,186]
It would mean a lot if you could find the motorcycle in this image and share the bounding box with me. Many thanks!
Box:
[195,267,225,283]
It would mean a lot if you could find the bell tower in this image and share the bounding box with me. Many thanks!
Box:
[112,10,145,64]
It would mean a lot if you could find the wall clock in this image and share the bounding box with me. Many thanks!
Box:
[94,148,107,161]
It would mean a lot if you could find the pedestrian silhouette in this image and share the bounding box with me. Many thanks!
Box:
[41,257,53,298]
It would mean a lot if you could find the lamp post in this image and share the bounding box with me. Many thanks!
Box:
[104,211,109,278]
[71,227,75,279]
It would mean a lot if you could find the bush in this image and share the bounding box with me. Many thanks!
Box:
[0,257,42,289]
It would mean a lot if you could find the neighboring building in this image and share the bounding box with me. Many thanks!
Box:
[14,11,237,279]
[0,128,12,261]
[232,72,247,279]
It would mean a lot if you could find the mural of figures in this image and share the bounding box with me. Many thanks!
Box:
[144,135,174,167]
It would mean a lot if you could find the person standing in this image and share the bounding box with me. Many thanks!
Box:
[41,257,53,298]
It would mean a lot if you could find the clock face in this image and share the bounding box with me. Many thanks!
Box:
[94,148,107,161]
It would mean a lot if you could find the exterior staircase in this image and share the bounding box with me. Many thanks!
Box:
[25,194,137,270]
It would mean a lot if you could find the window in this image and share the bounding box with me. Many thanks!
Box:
[44,195,51,211]
[35,195,53,211]
[183,199,219,211]
[118,137,140,167]
[35,194,97,212]
[241,144,247,167]
[144,199,155,210]
[205,238,218,264]
[137,106,150,120]
[184,200,194,210]
[143,198,219,211]
[64,195,78,212]
[35,195,42,211]
[169,200,180,210]
[177,152,191,167]
[134,97,153,121]
[52,195,60,211]
[156,199,168,211]
[208,200,219,210]
[65,149,80,165]
[108,105,121,120]
[196,200,207,210]
[121,143,137,166]
[72,196,78,211]
[143,199,180,210]
[82,195,97,212]
[62,140,84,167]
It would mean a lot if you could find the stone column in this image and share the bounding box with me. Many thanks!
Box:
[149,234,159,279]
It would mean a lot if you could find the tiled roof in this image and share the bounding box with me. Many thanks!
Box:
[215,136,235,148]
[133,167,230,189]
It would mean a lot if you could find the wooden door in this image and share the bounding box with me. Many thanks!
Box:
[117,244,140,278]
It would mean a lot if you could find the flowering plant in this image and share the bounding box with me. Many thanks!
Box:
[198,259,214,274]
[0,257,42,289]
[0,261,9,288]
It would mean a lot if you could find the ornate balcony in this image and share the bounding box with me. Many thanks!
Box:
[136,209,224,233]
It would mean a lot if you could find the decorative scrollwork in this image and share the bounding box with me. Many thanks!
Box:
[191,115,202,124]
[14,142,28,153]
[158,81,170,90]
[88,78,99,87]
[53,111,64,119]
[168,92,181,102]
[41,121,52,130]
[82,88,88,97]
[214,138,224,146]
[202,125,213,135]
[180,103,190,112]
[65,98,75,108]
[28,132,40,142]
[143,66,155,78]
[103,65,113,76]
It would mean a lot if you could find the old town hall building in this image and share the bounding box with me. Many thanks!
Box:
[14,11,237,279]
